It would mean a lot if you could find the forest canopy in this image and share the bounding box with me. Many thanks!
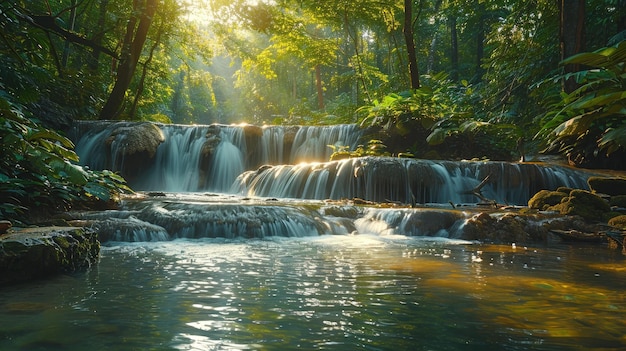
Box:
[0,0,625,165]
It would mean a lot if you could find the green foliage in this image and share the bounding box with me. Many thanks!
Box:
[0,99,132,223]
[329,139,390,161]
[537,40,626,163]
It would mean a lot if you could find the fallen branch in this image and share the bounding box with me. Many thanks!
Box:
[462,174,497,206]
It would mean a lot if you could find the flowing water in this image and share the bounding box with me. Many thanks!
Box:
[16,121,618,350]
[1,236,625,351]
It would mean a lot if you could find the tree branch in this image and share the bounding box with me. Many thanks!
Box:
[17,11,118,58]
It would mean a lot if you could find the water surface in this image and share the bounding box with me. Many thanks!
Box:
[1,236,624,350]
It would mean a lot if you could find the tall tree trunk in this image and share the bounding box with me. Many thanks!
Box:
[315,65,324,110]
[129,21,163,119]
[426,0,443,74]
[100,0,158,120]
[560,0,585,94]
[450,16,459,82]
[343,11,372,103]
[403,0,420,89]
[474,1,485,83]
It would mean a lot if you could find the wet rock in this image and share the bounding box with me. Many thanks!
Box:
[323,205,360,219]
[0,227,100,285]
[106,122,165,180]
[610,195,626,208]
[0,220,11,234]
[528,189,569,211]
[587,176,626,196]
[608,215,626,230]
[462,212,540,243]
[549,189,611,221]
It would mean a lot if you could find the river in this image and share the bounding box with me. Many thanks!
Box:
[1,235,624,350]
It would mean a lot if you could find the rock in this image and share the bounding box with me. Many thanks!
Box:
[587,176,626,196]
[462,212,540,243]
[0,227,100,285]
[608,215,626,230]
[528,190,568,211]
[0,220,11,234]
[610,195,626,208]
[549,189,611,221]
[105,122,165,180]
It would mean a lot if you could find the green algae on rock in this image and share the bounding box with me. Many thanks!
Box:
[0,227,100,285]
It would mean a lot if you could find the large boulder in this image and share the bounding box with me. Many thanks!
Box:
[105,122,165,180]
[0,227,100,285]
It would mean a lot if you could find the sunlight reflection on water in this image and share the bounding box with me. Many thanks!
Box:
[1,235,625,351]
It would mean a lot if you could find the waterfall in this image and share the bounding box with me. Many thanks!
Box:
[68,121,602,243]
[233,157,594,205]
[71,121,363,192]
[141,125,207,192]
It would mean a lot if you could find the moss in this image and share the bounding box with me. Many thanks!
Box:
[587,177,626,196]
[549,189,611,221]
[555,187,573,195]
[608,215,626,230]
[0,227,100,285]
[528,190,568,211]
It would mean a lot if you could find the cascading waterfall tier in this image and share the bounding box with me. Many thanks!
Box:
[70,194,472,242]
[70,121,363,192]
[69,121,600,242]
[232,156,594,205]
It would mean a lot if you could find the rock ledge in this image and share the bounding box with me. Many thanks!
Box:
[0,227,100,285]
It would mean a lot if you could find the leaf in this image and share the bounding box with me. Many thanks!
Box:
[83,183,111,201]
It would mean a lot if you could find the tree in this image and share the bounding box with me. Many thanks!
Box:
[560,0,585,93]
[100,0,159,119]
[403,0,420,89]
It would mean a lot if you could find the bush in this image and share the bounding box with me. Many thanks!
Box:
[0,98,132,224]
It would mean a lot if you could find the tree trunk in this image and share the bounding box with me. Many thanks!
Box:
[560,0,585,94]
[315,64,324,110]
[403,0,420,89]
[426,0,443,74]
[100,0,158,120]
[450,16,459,82]
[474,1,485,83]
[129,21,163,119]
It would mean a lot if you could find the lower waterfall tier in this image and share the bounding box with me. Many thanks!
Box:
[68,193,592,243]
[232,157,594,206]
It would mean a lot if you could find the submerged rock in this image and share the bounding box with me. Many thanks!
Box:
[0,227,100,285]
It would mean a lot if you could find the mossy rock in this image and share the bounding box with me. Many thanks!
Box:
[528,190,568,211]
[555,187,573,195]
[587,177,626,196]
[0,227,100,285]
[610,195,626,208]
[608,215,626,230]
[549,189,611,221]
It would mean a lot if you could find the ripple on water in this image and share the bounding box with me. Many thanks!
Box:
[0,236,624,351]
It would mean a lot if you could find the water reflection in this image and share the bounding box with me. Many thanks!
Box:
[0,236,624,350]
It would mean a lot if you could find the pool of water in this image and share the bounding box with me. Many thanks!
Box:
[1,235,625,350]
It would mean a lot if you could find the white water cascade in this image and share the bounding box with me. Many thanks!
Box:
[69,121,599,242]
[232,157,592,205]
[71,121,363,192]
